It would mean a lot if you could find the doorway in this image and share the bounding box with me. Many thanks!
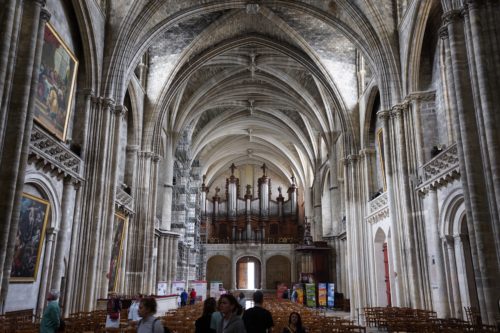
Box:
[237,256,261,289]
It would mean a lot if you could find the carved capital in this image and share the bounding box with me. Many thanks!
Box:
[114,105,128,117]
[82,88,95,99]
[152,154,161,163]
[138,151,154,159]
[442,9,463,26]
[376,110,391,121]
[126,144,140,153]
[390,104,405,119]
[102,97,115,110]
[40,8,51,22]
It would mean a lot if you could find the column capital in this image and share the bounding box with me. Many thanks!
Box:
[82,88,95,98]
[114,105,128,117]
[40,8,51,22]
[442,9,463,27]
[126,144,140,153]
[32,0,46,6]
[376,110,391,121]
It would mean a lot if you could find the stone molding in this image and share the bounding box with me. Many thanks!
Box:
[366,206,390,225]
[442,9,463,26]
[29,125,84,182]
[115,187,134,215]
[40,8,51,22]
[417,143,460,194]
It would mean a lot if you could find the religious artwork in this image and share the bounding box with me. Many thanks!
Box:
[108,213,126,291]
[11,193,50,282]
[377,128,387,191]
[34,23,78,141]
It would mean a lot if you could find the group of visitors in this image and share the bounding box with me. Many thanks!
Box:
[180,288,197,306]
[194,290,306,333]
[39,289,305,333]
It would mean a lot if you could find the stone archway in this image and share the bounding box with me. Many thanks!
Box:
[206,255,232,290]
[266,255,291,289]
[236,256,261,290]
[374,228,391,306]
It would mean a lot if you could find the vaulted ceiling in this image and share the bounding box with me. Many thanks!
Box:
[110,1,397,188]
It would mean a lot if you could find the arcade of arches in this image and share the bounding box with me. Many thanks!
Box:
[0,0,499,326]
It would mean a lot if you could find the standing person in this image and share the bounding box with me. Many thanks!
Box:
[216,294,246,333]
[189,288,197,305]
[105,292,122,328]
[238,292,247,311]
[282,312,306,333]
[195,297,217,333]
[243,291,274,333]
[128,294,142,327]
[291,288,298,303]
[40,290,61,333]
[180,289,188,307]
[137,297,170,333]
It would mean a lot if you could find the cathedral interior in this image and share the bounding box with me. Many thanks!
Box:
[0,0,499,326]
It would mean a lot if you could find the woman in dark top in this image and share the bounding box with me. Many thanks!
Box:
[283,312,306,333]
[195,297,217,333]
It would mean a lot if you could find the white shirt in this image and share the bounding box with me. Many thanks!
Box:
[128,301,142,322]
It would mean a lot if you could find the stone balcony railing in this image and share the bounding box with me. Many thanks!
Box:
[366,192,389,224]
[418,143,460,193]
[29,125,83,181]
[116,187,135,215]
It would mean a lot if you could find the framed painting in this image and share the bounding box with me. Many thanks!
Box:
[377,128,387,191]
[108,213,127,291]
[34,23,78,141]
[11,193,50,282]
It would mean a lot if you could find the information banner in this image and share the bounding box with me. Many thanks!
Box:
[294,283,304,305]
[157,281,168,296]
[327,283,335,308]
[172,281,186,294]
[189,280,207,302]
[210,281,224,299]
[305,283,317,307]
[318,283,327,307]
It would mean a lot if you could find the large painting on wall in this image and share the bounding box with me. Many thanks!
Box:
[108,213,127,291]
[11,193,50,282]
[34,23,78,141]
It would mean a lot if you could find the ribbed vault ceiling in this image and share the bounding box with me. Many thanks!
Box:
[135,2,372,189]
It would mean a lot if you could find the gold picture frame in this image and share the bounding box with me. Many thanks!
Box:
[34,23,78,141]
[11,193,51,282]
[377,128,387,191]
[108,213,127,292]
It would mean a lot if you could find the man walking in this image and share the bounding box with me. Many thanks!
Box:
[243,291,273,333]
[40,290,61,333]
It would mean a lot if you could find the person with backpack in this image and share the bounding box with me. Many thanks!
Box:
[137,297,171,333]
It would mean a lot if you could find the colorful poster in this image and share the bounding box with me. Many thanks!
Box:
[318,283,327,307]
[210,281,224,299]
[295,284,304,305]
[327,283,335,308]
[189,280,207,302]
[305,283,317,307]
[11,193,50,281]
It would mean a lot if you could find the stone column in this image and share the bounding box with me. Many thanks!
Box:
[0,0,20,120]
[442,6,500,323]
[36,227,57,316]
[423,188,449,317]
[465,2,500,233]
[0,3,50,303]
[51,177,77,291]
[377,110,404,306]
[160,140,174,230]
[312,165,322,241]
[444,235,462,319]
[392,104,423,307]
